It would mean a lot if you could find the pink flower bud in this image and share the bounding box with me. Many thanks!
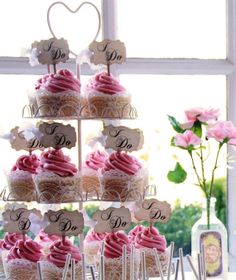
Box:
[174,130,202,148]
[206,121,236,144]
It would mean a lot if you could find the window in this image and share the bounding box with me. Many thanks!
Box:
[0,0,236,269]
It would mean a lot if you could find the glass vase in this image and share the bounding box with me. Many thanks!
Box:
[191,197,228,279]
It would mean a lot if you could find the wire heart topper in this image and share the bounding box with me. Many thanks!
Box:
[47,1,101,57]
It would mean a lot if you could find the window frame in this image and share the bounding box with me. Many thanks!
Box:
[0,0,235,270]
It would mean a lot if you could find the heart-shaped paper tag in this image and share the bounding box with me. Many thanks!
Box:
[47,1,101,57]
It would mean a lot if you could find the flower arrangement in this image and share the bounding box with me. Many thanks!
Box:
[167,107,236,229]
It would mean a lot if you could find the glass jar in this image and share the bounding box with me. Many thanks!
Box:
[191,197,228,279]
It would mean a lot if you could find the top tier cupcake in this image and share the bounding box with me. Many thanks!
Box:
[35,69,81,118]
[84,71,131,119]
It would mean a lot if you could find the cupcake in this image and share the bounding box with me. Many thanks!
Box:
[3,239,43,280]
[82,150,108,196]
[6,153,40,201]
[128,224,145,243]
[84,229,107,264]
[34,230,60,255]
[33,148,82,203]
[99,231,139,280]
[40,239,82,279]
[84,71,132,118]
[134,226,169,278]
[101,151,148,202]
[0,233,25,276]
[35,69,81,117]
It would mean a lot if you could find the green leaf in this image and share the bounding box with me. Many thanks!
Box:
[168,115,185,133]
[191,120,202,138]
[167,162,187,183]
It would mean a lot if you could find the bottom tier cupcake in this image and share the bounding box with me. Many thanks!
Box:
[40,239,82,280]
[134,226,169,278]
[98,231,140,280]
[84,229,107,264]
[3,239,43,280]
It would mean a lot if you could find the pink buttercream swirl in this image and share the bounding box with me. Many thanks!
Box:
[12,154,40,174]
[37,230,60,243]
[7,239,43,263]
[104,232,131,259]
[0,233,25,250]
[85,150,108,171]
[40,148,78,177]
[85,229,107,243]
[36,69,81,93]
[135,226,167,252]
[86,71,126,95]
[128,225,145,242]
[47,239,81,268]
[103,151,142,176]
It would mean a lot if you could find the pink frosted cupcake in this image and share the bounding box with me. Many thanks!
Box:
[82,150,108,196]
[7,154,40,201]
[0,233,25,276]
[134,226,169,278]
[34,230,60,255]
[33,148,82,203]
[128,224,145,243]
[99,231,139,280]
[84,71,132,118]
[40,239,82,279]
[101,151,148,202]
[36,69,81,117]
[84,229,107,264]
[3,239,43,280]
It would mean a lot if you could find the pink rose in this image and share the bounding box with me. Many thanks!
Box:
[206,121,236,144]
[174,130,202,148]
[182,107,220,128]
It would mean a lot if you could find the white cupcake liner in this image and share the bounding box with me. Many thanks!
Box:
[84,92,133,118]
[6,170,37,201]
[39,260,82,280]
[3,257,38,280]
[100,168,148,202]
[33,172,83,203]
[36,90,81,118]
[96,253,140,280]
[137,247,169,278]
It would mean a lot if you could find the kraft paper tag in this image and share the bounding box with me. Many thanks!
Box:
[89,39,126,65]
[102,125,144,152]
[3,207,42,234]
[44,210,84,236]
[134,199,171,224]
[93,206,131,233]
[10,126,43,152]
[32,38,69,65]
[38,122,76,149]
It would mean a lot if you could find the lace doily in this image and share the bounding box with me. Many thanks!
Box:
[36,90,81,118]
[95,254,140,280]
[3,258,38,280]
[33,172,83,203]
[40,260,82,280]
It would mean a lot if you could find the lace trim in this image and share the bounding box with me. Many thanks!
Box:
[3,258,38,280]
[36,90,81,118]
[100,168,148,202]
[95,254,140,280]
[39,260,82,280]
[84,241,102,264]
[33,172,83,203]
[138,247,169,278]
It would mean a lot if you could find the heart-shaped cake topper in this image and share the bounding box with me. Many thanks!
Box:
[47,1,101,57]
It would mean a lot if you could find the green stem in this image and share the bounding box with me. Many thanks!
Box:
[199,144,207,192]
[209,143,223,199]
[188,150,207,197]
